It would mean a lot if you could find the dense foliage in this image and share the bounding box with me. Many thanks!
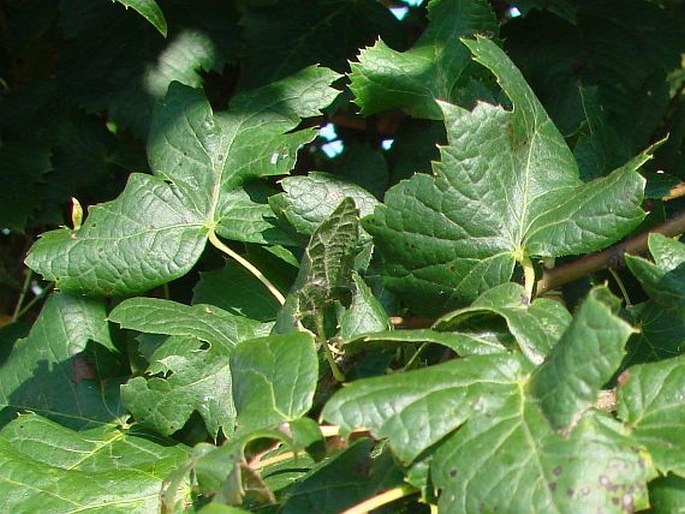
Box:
[2,0,685,512]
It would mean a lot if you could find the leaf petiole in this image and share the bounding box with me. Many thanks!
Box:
[519,253,536,302]
[207,230,286,305]
[340,484,420,514]
[315,310,345,382]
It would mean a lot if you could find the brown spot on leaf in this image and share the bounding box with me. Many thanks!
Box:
[72,353,97,382]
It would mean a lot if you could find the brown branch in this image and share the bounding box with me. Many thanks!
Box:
[537,210,685,295]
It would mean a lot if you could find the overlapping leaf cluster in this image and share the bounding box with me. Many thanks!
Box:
[2,0,685,512]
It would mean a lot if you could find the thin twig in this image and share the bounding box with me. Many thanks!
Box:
[13,283,53,322]
[11,270,33,322]
[537,210,685,295]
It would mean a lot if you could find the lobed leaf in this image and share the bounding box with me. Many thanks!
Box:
[110,298,267,436]
[349,0,497,118]
[26,67,340,296]
[365,37,648,314]
[121,335,234,437]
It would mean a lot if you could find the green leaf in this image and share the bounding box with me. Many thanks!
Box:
[343,328,507,357]
[434,283,572,364]
[121,335,235,437]
[626,233,685,313]
[530,286,634,431]
[0,413,188,513]
[25,67,340,296]
[365,37,648,314]
[270,172,379,237]
[433,398,654,513]
[109,298,267,436]
[322,353,527,463]
[0,293,123,429]
[231,332,318,434]
[349,0,497,118]
[616,354,685,476]
[112,0,167,37]
[338,272,390,340]
[109,298,267,349]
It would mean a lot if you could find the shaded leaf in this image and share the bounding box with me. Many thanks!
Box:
[648,475,685,514]
[0,293,123,429]
[623,301,685,368]
[57,0,241,135]
[0,142,52,232]
[239,0,403,88]
[434,282,572,364]
[193,261,281,322]
[280,439,404,514]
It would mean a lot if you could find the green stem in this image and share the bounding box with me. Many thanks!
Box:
[608,268,632,306]
[11,270,33,322]
[13,283,53,322]
[340,484,420,514]
[520,254,536,302]
[315,311,345,383]
[208,230,285,306]
[401,342,429,372]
